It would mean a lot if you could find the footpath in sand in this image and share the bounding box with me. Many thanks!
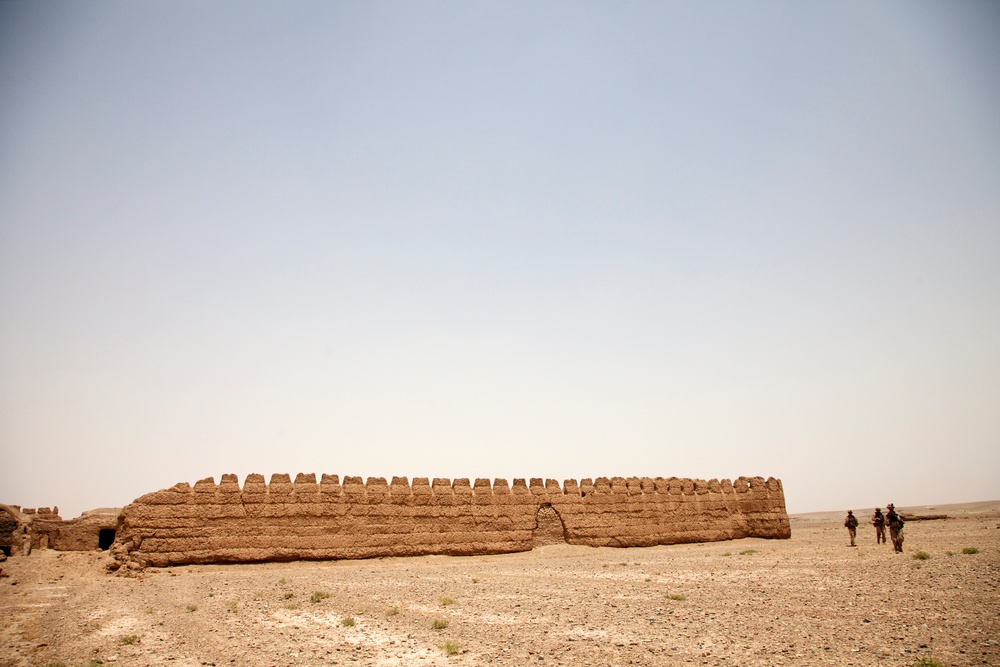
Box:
[1,501,997,667]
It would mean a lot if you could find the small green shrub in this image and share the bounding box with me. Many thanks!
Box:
[913,657,944,667]
[439,640,462,655]
[385,606,400,616]
[310,591,330,603]
[962,547,979,555]
[283,592,295,599]
[431,618,449,630]
[739,549,757,556]
[665,594,686,601]
[438,596,455,606]
[119,634,140,645]
[912,551,931,561]
[721,552,732,557]
[186,604,198,612]
[340,616,355,627]
[284,603,300,610]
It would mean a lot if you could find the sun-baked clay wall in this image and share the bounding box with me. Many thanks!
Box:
[0,504,25,556]
[31,510,120,552]
[115,474,790,567]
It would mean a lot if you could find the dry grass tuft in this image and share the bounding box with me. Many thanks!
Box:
[439,640,462,655]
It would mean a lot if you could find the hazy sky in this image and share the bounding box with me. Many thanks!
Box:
[2,2,998,518]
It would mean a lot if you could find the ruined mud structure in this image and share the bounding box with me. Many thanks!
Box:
[0,504,24,557]
[112,474,790,568]
[0,504,119,557]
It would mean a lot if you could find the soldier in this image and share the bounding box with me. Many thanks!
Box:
[871,507,886,544]
[885,503,904,553]
[844,510,859,546]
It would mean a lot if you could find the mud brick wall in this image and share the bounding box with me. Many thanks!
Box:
[31,512,119,551]
[116,474,790,567]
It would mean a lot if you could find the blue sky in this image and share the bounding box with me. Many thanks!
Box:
[1,1,998,517]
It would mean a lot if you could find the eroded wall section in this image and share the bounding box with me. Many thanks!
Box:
[115,474,790,567]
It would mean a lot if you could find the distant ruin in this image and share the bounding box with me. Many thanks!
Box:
[0,504,119,557]
[112,474,791,568]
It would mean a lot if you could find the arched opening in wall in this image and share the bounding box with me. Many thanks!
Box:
[98,529,116,550]
[532,504,567,547]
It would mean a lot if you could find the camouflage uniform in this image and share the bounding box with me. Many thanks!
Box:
[844,511,858,546]
[885,505,904,553]
[871,508,886,544]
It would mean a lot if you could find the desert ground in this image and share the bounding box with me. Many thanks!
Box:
[2,501,997,667]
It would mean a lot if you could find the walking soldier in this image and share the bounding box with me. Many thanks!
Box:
[885,503,905,553]
[844,510,859,547]
[872,507,886,544]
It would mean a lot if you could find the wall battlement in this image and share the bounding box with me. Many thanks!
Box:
[160,473,781,498]
[115,474,790,567]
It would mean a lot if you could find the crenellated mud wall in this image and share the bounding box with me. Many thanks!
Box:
[114,474,790,567]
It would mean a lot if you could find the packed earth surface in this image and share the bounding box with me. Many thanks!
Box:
[1,501,997,667]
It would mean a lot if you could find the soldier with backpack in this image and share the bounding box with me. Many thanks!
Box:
[844,510,859,546]
[885,503,904,553]
[871,507,886,544]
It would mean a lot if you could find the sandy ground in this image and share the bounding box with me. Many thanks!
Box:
[2,501,998,667]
